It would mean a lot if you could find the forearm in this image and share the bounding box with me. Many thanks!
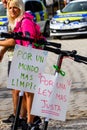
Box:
[0,39,15,47]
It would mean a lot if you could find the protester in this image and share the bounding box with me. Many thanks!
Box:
[0,0,43,129]
[1,0,27,125]
[1,0,15,123]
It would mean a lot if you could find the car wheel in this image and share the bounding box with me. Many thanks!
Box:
[43,21,50,37]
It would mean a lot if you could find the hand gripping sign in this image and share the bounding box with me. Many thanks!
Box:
[8,44,48,93]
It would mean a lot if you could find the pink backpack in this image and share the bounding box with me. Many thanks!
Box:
[16,17,46,48]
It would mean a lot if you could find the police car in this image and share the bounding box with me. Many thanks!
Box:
[0,0,50,37]
[50,0,87,38]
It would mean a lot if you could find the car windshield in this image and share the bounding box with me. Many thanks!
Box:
[25,1,43,13]
[62,2,87,12]
[0,4,6,16]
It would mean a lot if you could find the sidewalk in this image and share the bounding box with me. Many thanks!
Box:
[0,38,87,129]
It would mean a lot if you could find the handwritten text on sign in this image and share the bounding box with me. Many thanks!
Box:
[8,44,48,93]
[31,73,72,121]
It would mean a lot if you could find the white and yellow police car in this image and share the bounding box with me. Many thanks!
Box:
[50,0,87,39]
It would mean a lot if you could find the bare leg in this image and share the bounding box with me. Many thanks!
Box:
[25,92,34,123]
[12,89,19,115]
[12,90,27,118]
[20,92,27,119]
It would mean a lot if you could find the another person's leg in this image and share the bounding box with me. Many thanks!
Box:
[20,92,27,119]
[22,92,34,130]
[22,92,41,130]
[26,92,34,123]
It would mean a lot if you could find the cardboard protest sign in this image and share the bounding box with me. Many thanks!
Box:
[31,73,72,121]
[8,44,48,93]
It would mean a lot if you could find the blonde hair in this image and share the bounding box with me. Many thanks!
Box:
[7,0,25,30]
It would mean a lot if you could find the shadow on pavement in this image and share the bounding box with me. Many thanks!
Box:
[0,87,12,98]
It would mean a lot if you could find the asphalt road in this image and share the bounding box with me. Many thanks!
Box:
[0,35,87,130]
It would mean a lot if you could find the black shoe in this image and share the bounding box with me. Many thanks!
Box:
[33,116,41,124]
[22,123,36,130]
[22,121,41,130]
[22,116,41,130]
[11,118,26,129]
[22,122,29,130]
[27,123,32,130]
[22,123,41,130]
[18,118,27,128]
[29,123,41,130]
[2,114,15,123]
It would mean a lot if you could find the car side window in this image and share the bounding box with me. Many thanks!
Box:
[25,1,43,13]
[81,3,87,11]
[0,4,6,16]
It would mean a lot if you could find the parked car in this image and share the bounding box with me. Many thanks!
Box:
[0,0,50,37]
[50,0,87,39]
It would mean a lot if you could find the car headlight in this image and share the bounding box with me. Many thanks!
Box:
[50,19,57,24]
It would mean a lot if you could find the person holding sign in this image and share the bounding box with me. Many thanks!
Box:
[0,0,44,129]
[1,0,16,124]
[1,0,27,126]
